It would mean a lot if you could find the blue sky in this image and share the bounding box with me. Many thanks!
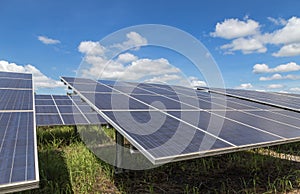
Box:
[0,0,300,94]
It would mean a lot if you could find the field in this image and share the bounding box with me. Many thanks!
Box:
[17,126,300,194]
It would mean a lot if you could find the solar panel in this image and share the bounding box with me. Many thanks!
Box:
[35,95,107,126]
[204,88,300,112]
[61,77,300,165]
[0,71,39,193]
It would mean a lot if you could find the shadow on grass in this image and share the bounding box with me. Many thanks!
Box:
[113,150,300,193]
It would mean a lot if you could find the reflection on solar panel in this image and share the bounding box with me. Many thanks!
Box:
[35,95,107,126]
[204,88,300,112]
[0,72,39,193]
[61,77,300,165]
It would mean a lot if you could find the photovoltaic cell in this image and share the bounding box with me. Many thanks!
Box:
[35,95,107,126]
[0,71,39,193]
[61,76,300,165]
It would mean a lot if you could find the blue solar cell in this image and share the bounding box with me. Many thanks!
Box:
[85,113,107,124]
[0,72,31,79]
[0,112,36,185]
[54,99,73,106]
[58,106,81,114]
[0,78,32,89]
[61,114,89,125]
[35,95,53,100]
[35,106,58,114]
[35,114,63,126]
[35,100,55,106]
[0,89,33,110]
[52,95,70,100]
[77,105,95,113]
[80,93,150,110]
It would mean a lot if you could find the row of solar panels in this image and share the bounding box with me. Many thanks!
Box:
[61,77,300,165]
[1,70,300,193]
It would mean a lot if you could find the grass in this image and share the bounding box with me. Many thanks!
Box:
[16,126,300,193]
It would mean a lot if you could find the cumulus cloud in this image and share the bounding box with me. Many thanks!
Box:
[0,60,64,90]
[78,32,186,84]
[112,31,148,50]
[145,74,182,83]
[221,37,267,54]
[253,62,300,73]
[212,16,300,56]
[188,76,207,87]
[38,35,60,45]
[117,53,138,63]
[259,73,300,81]
[268,17,300,45]
[78,41,106,56]
[273,43,300,57]
[211,18,260,39]
[236,83,253,89]
[267,84,284,89]
[290,87,300,92]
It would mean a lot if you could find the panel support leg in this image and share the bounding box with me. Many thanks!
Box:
[115,130,124,174]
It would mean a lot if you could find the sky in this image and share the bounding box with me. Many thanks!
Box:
[0,0,300,94]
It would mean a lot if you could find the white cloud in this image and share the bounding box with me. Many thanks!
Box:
[267,84,284,89]
[290,87,300,92]
[259,73,283,81]
[268,17,300,45]
[112,31,148,50]
[221,37,267,54]
[117,53,138,63]
[237,83,253,89]
[78,41,106,56]
[188,76,207,87]
[0,60,64,90]
[38,35,60,45]
[259,73,300,81]
[211,18,260,39]
[267,17,287,26]
[212,16,300,56]
[273,43,300,57]
[253,62,300,74]
[78,32,185,84]
[145,74,182,83]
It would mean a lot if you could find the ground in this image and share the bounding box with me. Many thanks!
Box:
[16,126,300,194]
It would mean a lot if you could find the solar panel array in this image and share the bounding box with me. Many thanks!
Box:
[0,72,39,193]
[35,95,107,126]
[205,88,300,112]
[61,77,300,165]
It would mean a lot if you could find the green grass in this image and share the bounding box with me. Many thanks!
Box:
[16,126,300,193]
